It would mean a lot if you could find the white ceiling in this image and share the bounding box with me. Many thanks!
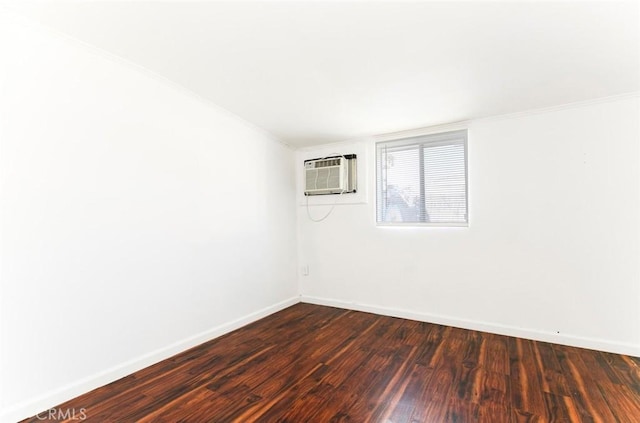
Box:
[7,1,640,147]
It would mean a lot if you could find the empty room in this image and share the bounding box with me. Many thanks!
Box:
[1,0,639,422]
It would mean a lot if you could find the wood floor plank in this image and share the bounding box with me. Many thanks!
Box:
[471,368,510,408]
[600,351,640,394]
[532,340,571,397]
[542,392,581,422]
[554,345,619,422]
[20,304,640,423]
[596,382,640,422]
[481,333,510,376]
[509,337,547,417]
[384,363,435,423]
[406,366,459,422]
[363,344,418,422]
[442,397,481,422]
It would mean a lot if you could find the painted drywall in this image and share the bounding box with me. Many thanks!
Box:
[298,95,640,356]
[0,11,297,421]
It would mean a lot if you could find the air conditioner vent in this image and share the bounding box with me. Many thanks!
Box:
[314,159,341,168]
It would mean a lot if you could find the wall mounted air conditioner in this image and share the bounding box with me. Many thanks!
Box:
[304,154,357,195]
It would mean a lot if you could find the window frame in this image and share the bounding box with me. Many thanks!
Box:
[375,129,469,227]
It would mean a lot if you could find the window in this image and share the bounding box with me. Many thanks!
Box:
[376,129,468,225]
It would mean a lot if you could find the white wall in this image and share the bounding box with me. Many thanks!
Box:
[0,11,297,421]
[298,95,640,356]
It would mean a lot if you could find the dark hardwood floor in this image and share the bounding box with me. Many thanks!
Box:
[22,303,640,422]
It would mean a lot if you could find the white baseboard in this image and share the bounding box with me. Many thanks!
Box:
[301,295,640,357]
[0,296,300,423]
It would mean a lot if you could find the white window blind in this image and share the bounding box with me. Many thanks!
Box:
[376,130,468,225]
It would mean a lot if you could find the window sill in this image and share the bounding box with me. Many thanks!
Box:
[376,222,469,228]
